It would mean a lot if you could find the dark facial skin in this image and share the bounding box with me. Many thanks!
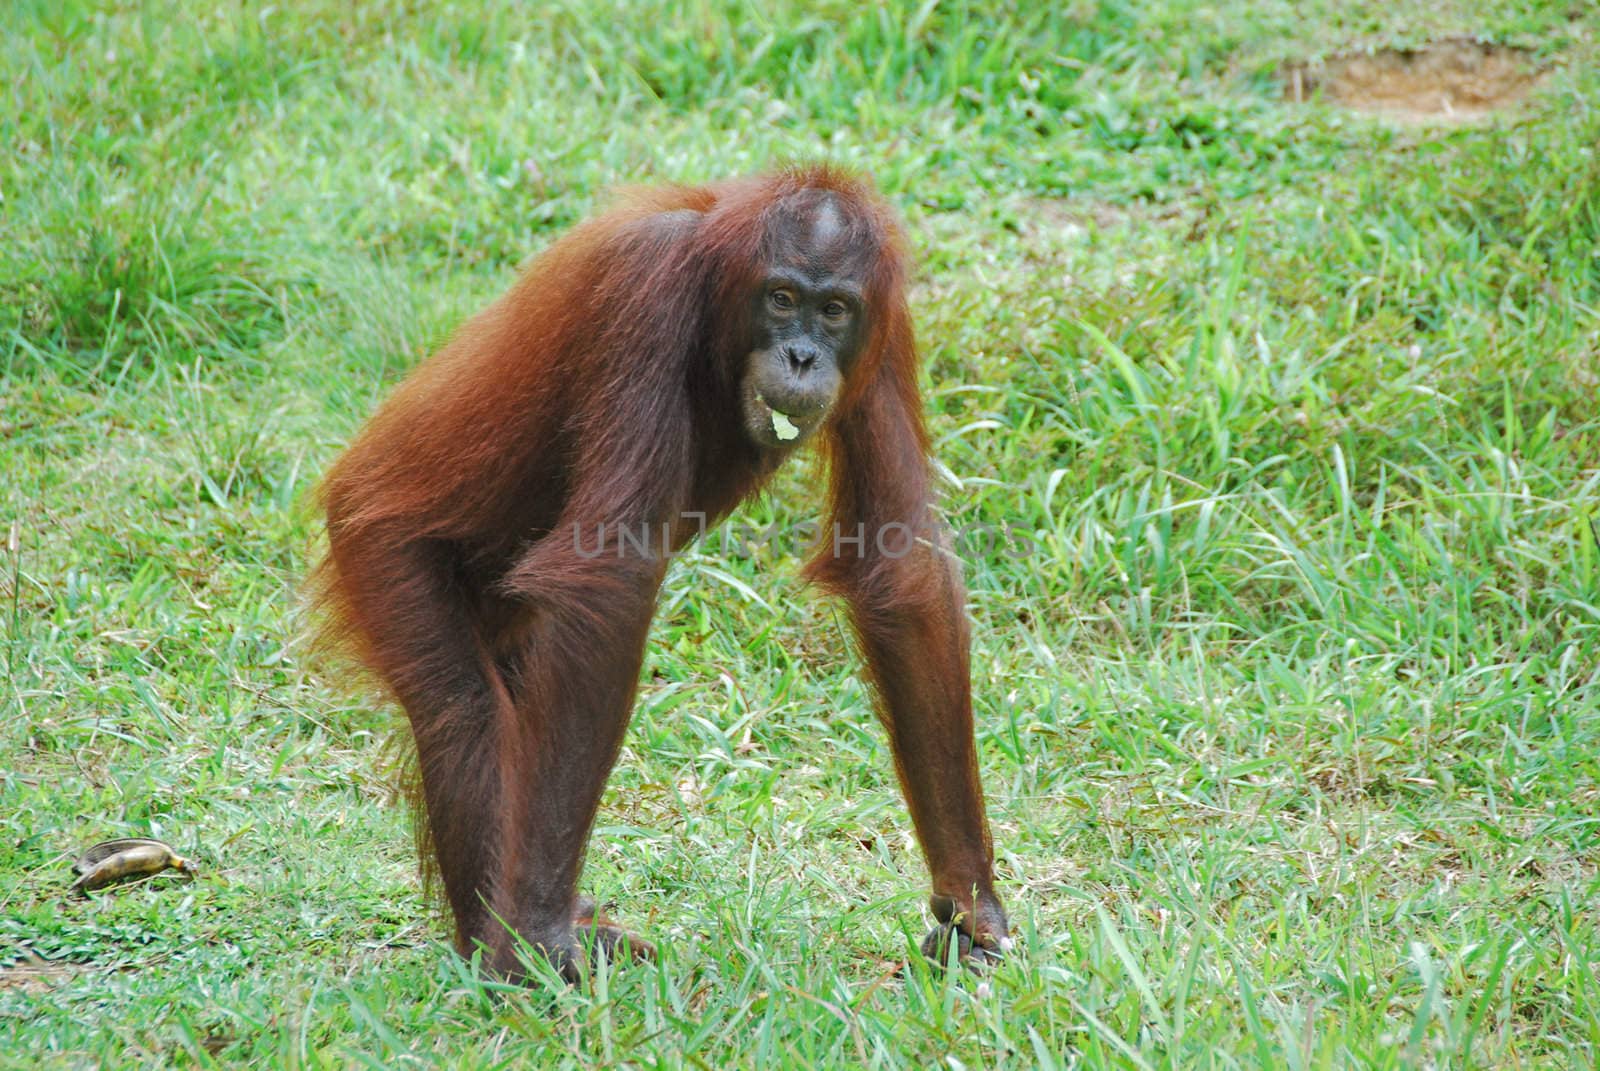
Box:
[740,199,868,449]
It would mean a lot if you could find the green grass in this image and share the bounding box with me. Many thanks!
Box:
[3,1,1598,1066]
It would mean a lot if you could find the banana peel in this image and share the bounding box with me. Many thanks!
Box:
[70,838,194,894]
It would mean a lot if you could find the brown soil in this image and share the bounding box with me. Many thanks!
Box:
[1282,38,1546,122]
[0,956,74,992]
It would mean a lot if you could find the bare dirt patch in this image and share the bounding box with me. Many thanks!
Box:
[1282,38,1546,122]
[0,954,75,992]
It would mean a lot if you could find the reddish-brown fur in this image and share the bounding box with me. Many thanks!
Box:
[313,165,1007,978]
